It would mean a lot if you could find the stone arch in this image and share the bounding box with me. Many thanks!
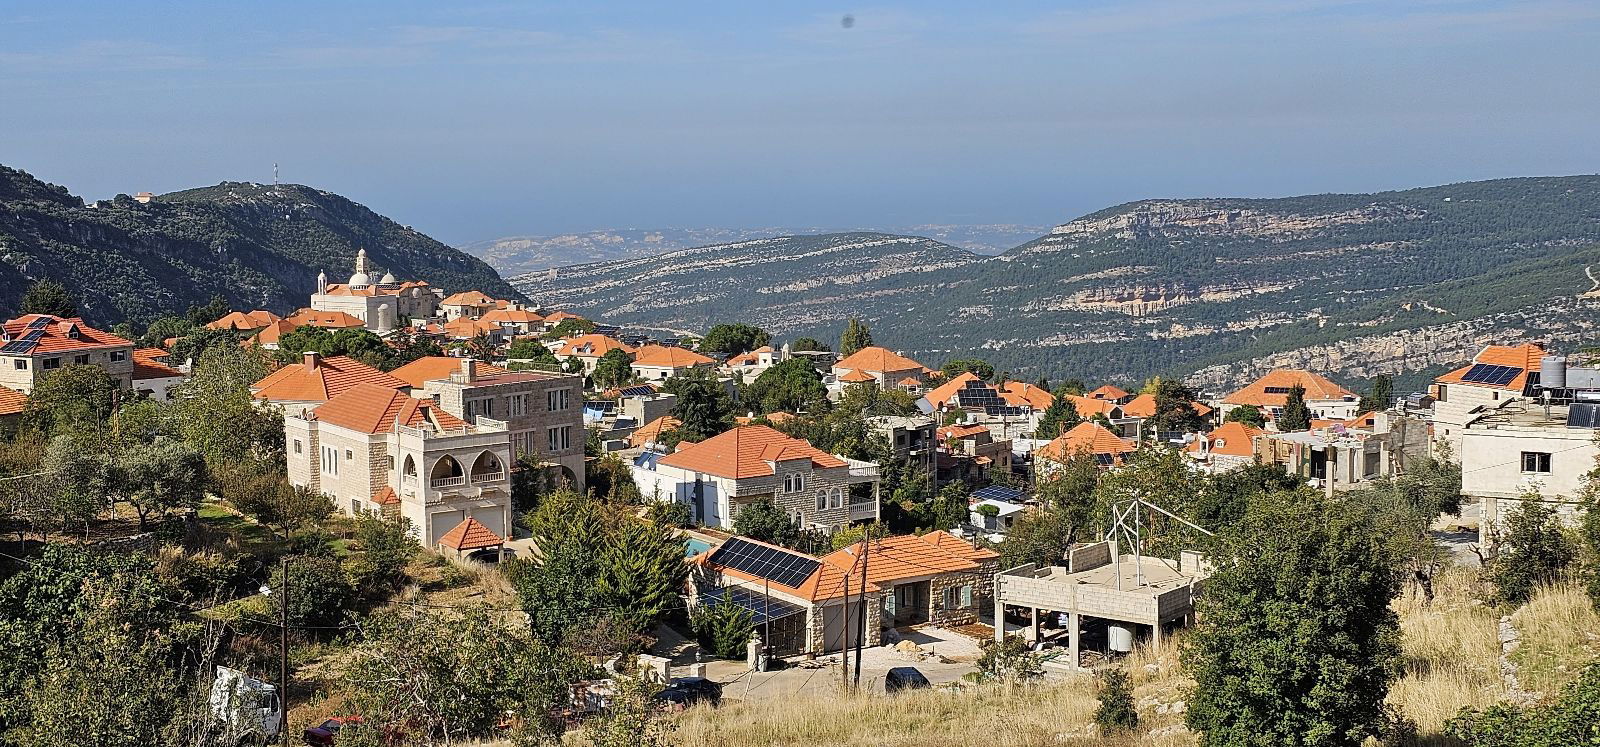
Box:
[469,450,503,480]
[402,455,418,479]
[430,454,464,483]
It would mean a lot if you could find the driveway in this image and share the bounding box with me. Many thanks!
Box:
[705,626,983,701]
[1431,498,1483,566]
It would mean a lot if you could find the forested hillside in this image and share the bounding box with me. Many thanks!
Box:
[0,166,520,326]
[517,176,1600,389]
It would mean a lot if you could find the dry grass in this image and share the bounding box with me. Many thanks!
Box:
[1509,580,1600,695]
[1386,569,1505,733]
[671,639,1197,747]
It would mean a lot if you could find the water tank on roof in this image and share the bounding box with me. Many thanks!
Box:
[1542,355,1568,389]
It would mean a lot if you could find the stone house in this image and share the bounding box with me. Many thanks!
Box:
[1430,343,1544,456]
[821,532,999,631]
[251,352,409,416]
[0,314,135,394]
[417,358,587,489]
[631,425,880,531]
[630,344,716,381]
[830,346,930,390]
[690,536,884,656]
[555,334,636,375]
[1185,421,1265,473]
[438,290,501,321]
[1218,368,1359,427]
[285,382,515,550]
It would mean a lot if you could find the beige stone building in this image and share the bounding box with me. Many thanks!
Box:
[0,314,135,393]
[285,382,515,550]
[416,358,587,489]
[1460,400,1597,536]
[1430,343,1544,456]
[310,249,441,332]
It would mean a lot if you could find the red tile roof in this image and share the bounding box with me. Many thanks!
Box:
[131,348,183,380]
[371,486,400,506]
[633,345,715,368]
[284,309,366,329]
[921,372,980,407]
[937,423,990,440]
[657,425,845,479]
[735,412,794,426]
[834,346,926,375]
[1187,421,1264,458]
[206,310,282,331]
[0,385,25,416]
[918,530,1001,563]
[251,354,407,403]
[556,334,635,358]
[479,308,544,324]
[1064,394,1119,417]
[1088,384,1129,400]
[629,415,682,448]
[838,369,875,383]
[387,356,507,389]
[1036,421,1136,463]
[820,534,984,587]
[726,346,773,367]
[1222,369,1354,408]
[544,310,586,323]
[999,381,1054,409]
[1434,343,1545,392]
[697,535,878,602]
[1,315,131,354]
[1121,393,1212,420]
[440,290,499,307]
[437,517,504,551]
[309,382,467,434]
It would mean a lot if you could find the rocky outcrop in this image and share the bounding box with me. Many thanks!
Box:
[1038,201,1423,244]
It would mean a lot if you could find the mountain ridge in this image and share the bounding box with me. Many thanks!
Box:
[0,166,520,326]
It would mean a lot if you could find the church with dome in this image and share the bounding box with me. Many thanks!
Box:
[309,248,443,333]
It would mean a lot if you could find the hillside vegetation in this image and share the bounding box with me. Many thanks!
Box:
[0,165,520,325]
[516,176,1600,389]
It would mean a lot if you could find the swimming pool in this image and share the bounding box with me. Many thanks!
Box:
[685,538,713,557]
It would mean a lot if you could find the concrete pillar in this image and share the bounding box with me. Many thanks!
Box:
[993,594,1005,643]
[1067,612,1080,671]
[1151,617,1163,653]
[1030,607,1040,644]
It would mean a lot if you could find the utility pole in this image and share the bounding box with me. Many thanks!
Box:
[840,571,850,692]
[279,556,290,746]
[853,536,869,690]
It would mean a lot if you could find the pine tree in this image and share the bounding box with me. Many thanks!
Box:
[20,279,77,318]
[1277,383,1312,431]
[839,317,873,356]
[1034,396,1081,439]
[663,368,734,441]
[1094,668,1139,733]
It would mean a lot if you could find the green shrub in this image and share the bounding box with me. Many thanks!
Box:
[690,598,754,659]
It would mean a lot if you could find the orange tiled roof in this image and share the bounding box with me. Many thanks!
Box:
[1187,421,1264,458]
[921,372,980,407]
[919,530,1001,563]
[479,308,544,324]
[699,535,878,602]
[441,317,500,339]
[1222,369,1354,408]
[819,534,982,587]
[999,381,1054,409]
[1064,394,1119,417]
[735,411,794,426]
[556,334,635,358]
[0,385,24,416]
[543,310,585,323]
[1,315,131,354]
[253,319,299,346]
[1434,343,1545,392]
[309,382,467,434]
[633,345,715,368]
[206,310,282,331]
[440,290,498,307]
[937,423,990,440]
[726,346,773,366]
[251,355,407,403]
[838,369,875,383]
[437,517,504,551]
[1088,385,1128,400]
[1121,393,1212,420]
[387,356,507,388]
[657,425,845,479]
[132,348,183,380]
[834,346,926,375]
[371,486,400,506]
[319,280,431,297]
[629,415,683,448]
[284,309,366,329]
[897,376,922,387]
[1037,421,1136,463]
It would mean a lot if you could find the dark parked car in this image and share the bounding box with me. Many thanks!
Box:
[654,677,723,711]
[885,666,931,693]
[303,717,358,746]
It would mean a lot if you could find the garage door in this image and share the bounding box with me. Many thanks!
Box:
[820,601,860,653]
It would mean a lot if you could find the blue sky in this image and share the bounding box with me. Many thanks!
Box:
[4,1,1599,245]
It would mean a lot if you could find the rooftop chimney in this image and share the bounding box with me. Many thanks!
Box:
[461,358,477,383]
[303,351,320,371]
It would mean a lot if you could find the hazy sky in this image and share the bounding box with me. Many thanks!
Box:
[5,1,1599,244]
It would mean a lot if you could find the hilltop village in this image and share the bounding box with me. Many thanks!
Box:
[1,252,1596,746]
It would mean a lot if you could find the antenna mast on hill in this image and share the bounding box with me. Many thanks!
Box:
[273,163,279,186]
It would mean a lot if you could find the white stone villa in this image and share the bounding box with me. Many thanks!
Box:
[285,382,514,551]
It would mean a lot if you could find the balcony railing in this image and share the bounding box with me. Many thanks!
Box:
[470,470,506,483]
[430,475,466,488]
[401,474,419,487]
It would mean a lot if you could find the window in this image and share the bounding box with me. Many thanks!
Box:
[509,394,528,417]
[345,449,354,461]
[351,499,361,515]
[293,439,302,455]
[12,359,24,370]
[42,358,60,370]
[466,398,494,418]
[547,425,572,452]
[547,388,571,412]
[828,487,843,509]
[785,473,806,493]
[1436,385,1448,403]
[815,490,827,511]
[109,350,126,362]
[1521,451,1552,473]
[321,445,339,476]
[73,355,89,365]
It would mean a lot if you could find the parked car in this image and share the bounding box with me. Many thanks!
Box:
[885,666,931,693]
[654,677,722,711]
[303,716,360,746]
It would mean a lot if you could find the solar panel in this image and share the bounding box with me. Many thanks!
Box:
[619,385,655,398]
[1094,453,1116,466]
[1462,363,1521,387]
[698,585,806,625]
[984,405,1027,417]
[708,537,820,589]
[26,317,51,329]
[972,484,1024,503]
[1568,402,1600,429]
[20,329,46,342]
[0,341,35,354]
